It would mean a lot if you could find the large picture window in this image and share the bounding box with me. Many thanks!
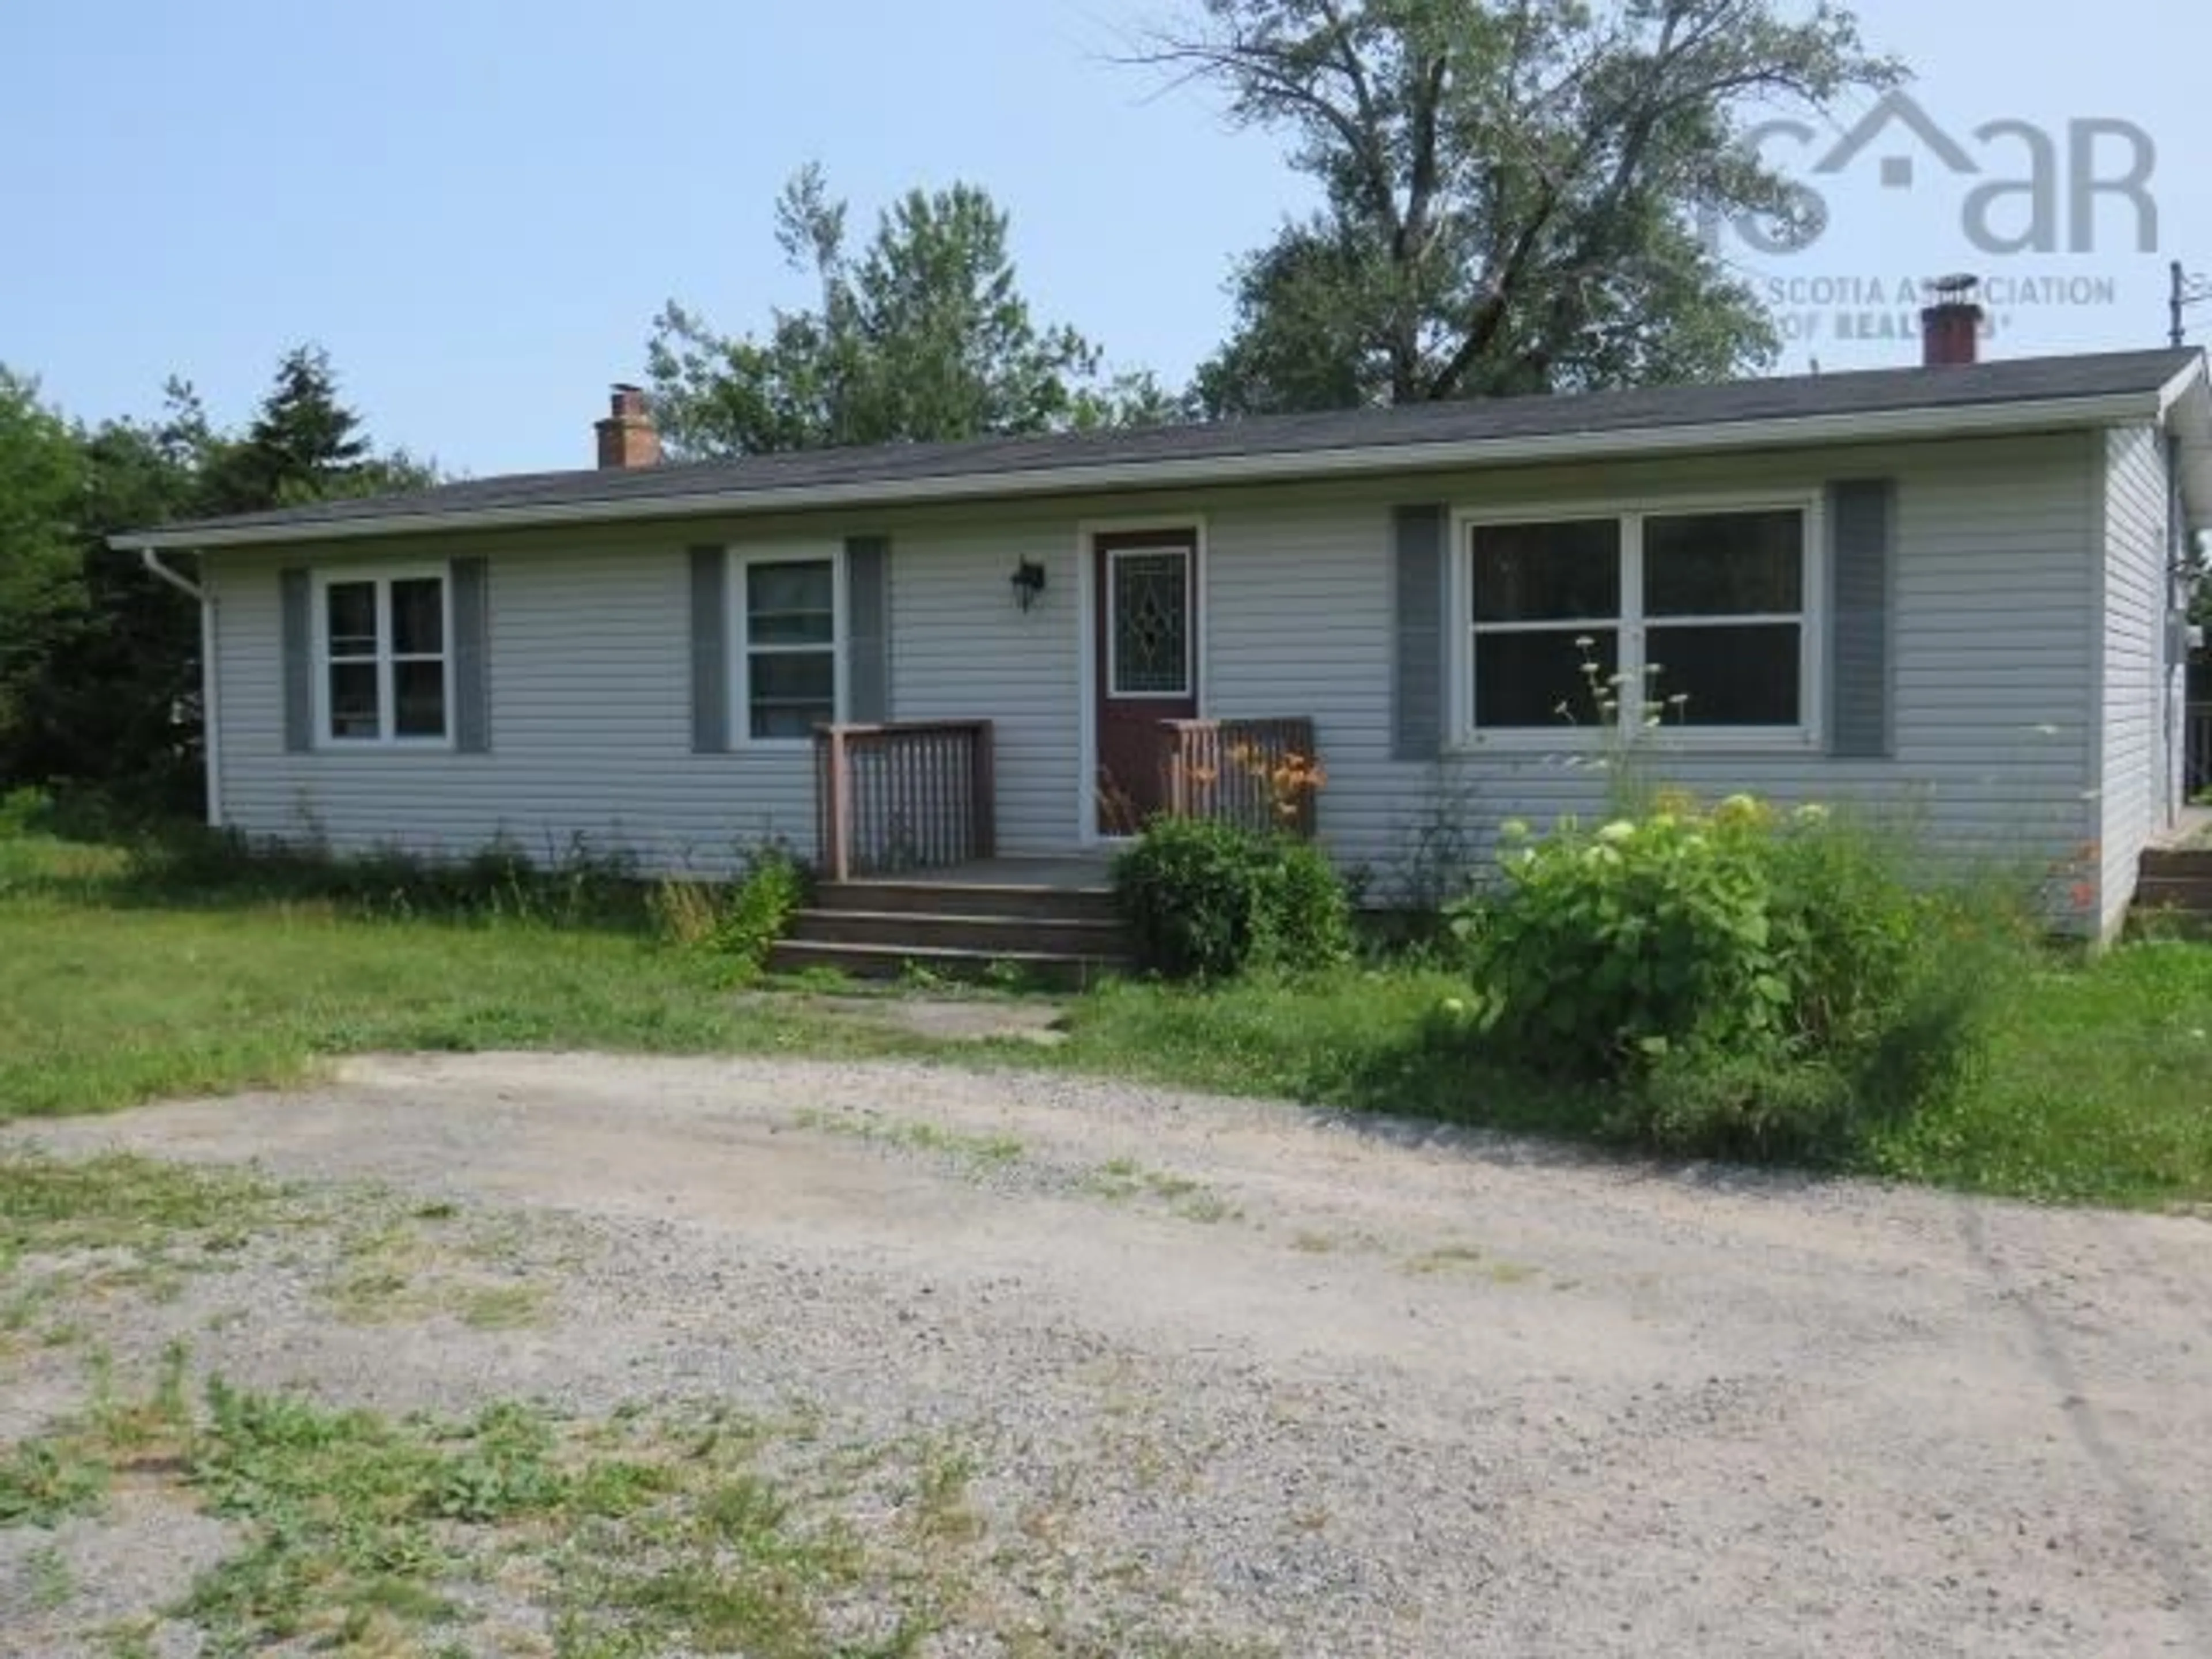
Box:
[1465,502,1813,740]
[317,570,449,745]
[740,552,839,741]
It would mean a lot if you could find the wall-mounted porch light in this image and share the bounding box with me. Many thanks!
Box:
[1010,557,1047,612]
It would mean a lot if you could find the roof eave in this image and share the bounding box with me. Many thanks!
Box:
[109,390,2167,553]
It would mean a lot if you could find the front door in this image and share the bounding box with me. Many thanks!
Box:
[1094,530,1198,834]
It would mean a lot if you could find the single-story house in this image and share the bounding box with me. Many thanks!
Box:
[116,317,2211,943]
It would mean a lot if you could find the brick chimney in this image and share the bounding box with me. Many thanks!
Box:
[1921,274,1985,368]
[594,384,660,469]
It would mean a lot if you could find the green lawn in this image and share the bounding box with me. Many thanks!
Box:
[0,834,905,1118]
[1050,950,2212,1208]
[4,830,2210,1209]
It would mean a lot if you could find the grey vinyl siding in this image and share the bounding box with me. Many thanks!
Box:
[2096,423,2175,937]
[882,517,1081,855]
[207,429,2109,904]
[213,544,815,872]
[1202,433,2104,906]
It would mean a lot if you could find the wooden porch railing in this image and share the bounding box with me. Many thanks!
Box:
[1159,717,1320,839]
[2190,702,2211,796]
[813,721,995,883]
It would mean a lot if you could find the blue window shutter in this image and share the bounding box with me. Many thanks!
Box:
[281,567,313,753]
[689,546,729,754]
[450,558,491,753]
[1828,479,1895,759]
[845,535,889,724]
[1393,505,1448,761]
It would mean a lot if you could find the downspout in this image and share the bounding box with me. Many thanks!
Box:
[139,548,221,828]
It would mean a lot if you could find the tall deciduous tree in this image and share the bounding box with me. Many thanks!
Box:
[1133,0,1899,414]
[0,369,90,754]
[648,167,1177,458]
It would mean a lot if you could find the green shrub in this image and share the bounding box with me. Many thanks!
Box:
[654,843,809,982]
[1450,795,2023,1160]
[1112,817,1351,980]
[719,844,808,972]
[0,786,54,837]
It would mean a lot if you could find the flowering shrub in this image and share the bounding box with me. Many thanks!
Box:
[1449,796,2021,1158]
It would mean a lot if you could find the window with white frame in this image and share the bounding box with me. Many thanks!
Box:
[318,570,449,744]
[739,552,838,741]
[1466,503,1813,738]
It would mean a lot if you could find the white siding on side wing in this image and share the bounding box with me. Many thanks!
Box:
[1204,433,2105,911]
[2097,423,2177,937]
[213,543,816,874]
[884,517,1081,855]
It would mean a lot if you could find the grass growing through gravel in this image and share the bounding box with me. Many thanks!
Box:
[0,1157,1273,1658]
[7,1346,1267,1658]
[5,1356,942,1657]
[0,830,915,1119]
[1084,1158,1242,1224]
[789,1108,1025,1171]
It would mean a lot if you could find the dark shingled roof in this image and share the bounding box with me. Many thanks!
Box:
[132,349,2202,541]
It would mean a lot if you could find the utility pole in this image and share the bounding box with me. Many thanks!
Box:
[2172,260,2212,347]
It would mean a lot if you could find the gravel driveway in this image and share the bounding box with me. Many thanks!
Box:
[6,1052,2211,1656]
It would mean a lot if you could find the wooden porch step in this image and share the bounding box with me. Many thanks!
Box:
[2140,848,2212,881]
[766,939,1130,991]
[811,881,1119,923]
[785,908,1128,958]
[2132,874,2212,914]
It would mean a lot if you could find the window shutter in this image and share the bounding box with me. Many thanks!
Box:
[844,535,889,724]
[688,546,729,754]
[450,557,491,753]
[1392,505,1448,761]
[281,567,313,753]
[1828,479,1895,759]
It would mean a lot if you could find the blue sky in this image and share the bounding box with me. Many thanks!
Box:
[3,0,2203,476]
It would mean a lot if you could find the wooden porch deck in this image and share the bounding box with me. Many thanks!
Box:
[2152,806,2212,852]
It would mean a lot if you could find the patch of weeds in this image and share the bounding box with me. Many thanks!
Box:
[319,1202,560,1330]
[25,1539,73,1608]
[0,1267,61,1354]
[459,1284,549,1330]
[7,1355,1256,1658]
[95,1618,158,1659]
[907,1438,984,1548]
[1084,1159,1241,1224]
[1403,1243,1486,1275]
[897,960,955,994]
[792,1108,1024,1172]
[0,1153,289,1263]
[0,1343,192,1527]
[1403,1244,1539,1285]
[178,1385,561,1650]
[0,1437,109,1527]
